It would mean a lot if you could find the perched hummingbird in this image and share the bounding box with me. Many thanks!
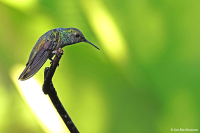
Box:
[19,28,100,81]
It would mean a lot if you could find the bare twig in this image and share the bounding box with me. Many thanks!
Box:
[42,48,79,133]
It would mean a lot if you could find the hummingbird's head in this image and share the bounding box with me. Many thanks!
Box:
[65,28,100,50]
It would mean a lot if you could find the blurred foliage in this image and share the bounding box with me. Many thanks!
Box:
[0,0,200,133]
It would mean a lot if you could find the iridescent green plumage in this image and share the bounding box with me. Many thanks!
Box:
[19,28,99,81]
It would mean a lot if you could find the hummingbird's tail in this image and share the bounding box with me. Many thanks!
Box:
[18,65,31,80]
[18,58,48,81]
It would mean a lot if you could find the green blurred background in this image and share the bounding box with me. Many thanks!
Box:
[0,0,200,133]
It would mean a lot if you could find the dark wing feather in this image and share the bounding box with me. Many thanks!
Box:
[19,41,56,80]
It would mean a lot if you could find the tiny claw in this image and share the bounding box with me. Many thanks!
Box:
[50,60,59,66]
[49,58,53,65]
[49,58,53,62]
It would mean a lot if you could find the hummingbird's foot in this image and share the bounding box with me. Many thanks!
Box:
[49,58,53,62]
[51,50,60,66]
[50,61,59,66]
[49,58,59,66]
[49,58,53,64]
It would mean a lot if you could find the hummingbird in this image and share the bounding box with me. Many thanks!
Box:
[18,28,100,81]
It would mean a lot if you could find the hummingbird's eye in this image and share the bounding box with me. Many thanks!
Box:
[75,33,80,37]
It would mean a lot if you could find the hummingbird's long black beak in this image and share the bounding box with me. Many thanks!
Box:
[85,40,100,50]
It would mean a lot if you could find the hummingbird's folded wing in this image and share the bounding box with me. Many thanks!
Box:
[19,41,56,80]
